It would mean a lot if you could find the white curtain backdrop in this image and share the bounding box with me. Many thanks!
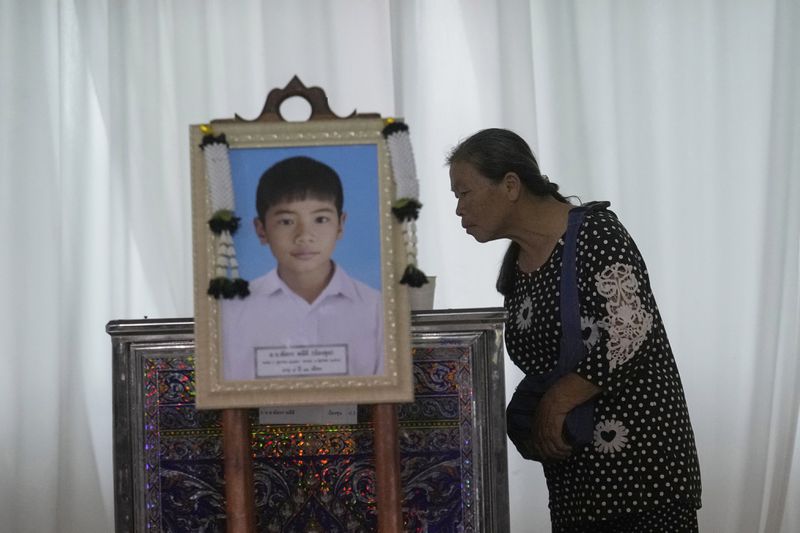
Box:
[1,1,797,532]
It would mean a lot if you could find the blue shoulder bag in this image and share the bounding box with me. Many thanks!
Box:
[505,201,610,462]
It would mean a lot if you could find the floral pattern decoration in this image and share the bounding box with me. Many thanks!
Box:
[580,316,602,349]
[593,419,629,453]
[594,263,653,370]
[516,296,533,330]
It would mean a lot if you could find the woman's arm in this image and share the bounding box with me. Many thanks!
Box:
[572,211,658,397]
[535,210,658,460]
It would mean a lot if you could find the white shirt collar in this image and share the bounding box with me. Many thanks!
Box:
[250,262,360,305]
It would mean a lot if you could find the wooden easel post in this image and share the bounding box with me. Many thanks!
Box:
[221,405,403,533]
[374,403,403,532]
[222,409,256,533]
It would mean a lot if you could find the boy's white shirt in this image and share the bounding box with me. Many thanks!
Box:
[220,263,384,380]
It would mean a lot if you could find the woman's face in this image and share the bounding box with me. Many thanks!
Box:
[449,161,512,243]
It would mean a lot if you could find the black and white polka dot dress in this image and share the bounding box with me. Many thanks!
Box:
[505,209,702,531]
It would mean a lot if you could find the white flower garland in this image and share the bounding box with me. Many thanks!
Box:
[200,126,249,299]
[382,120,428,288]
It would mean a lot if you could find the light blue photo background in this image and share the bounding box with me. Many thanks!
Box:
[228,144,382,291]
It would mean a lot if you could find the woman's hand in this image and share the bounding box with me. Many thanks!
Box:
[532,390,573,461]
[533,373,603,461]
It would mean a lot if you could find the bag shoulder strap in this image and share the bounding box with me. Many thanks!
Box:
[558,201,611,371]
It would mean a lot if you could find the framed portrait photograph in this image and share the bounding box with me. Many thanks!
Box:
[190,117,413,409]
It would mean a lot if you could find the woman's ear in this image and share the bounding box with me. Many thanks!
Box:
[503,172,522,201]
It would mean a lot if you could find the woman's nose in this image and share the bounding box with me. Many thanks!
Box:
[455,200,464,217]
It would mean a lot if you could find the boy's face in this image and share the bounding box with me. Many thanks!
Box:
[254,198,345,277]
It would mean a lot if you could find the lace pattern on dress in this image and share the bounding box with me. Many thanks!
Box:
[595,263,653,370]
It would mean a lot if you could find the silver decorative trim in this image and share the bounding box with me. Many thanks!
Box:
[108,308,509,532]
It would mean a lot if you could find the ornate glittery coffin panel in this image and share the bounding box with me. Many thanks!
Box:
[109,309,508,533]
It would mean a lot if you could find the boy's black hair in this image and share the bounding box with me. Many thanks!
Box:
[255,156,344,221]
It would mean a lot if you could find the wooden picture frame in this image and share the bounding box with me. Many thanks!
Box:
[191,95,412,409]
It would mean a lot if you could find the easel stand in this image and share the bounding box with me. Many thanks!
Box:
[374,404,403,532]
[221,406,403,533]
[222,409,256,532]
[216,78,405,532]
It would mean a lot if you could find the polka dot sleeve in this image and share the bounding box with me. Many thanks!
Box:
[573,211,658,396]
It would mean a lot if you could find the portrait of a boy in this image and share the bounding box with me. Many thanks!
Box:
[220,154,385,381]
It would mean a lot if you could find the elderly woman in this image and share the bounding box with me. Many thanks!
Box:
[447,128,701,532]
